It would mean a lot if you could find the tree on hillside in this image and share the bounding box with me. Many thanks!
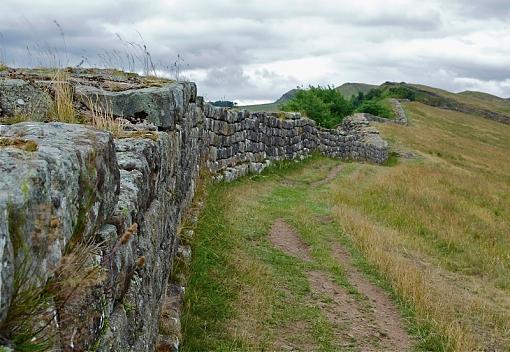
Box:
[280,85,353,128]
[387,86,416,101]
[351,92,365,109]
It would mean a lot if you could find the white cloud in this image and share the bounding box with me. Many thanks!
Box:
[0,0,509,100]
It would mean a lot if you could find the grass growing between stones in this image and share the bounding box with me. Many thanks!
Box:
[183,101,510,351]
[48,69,77,123]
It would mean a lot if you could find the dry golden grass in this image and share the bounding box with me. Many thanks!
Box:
[84,94,127,137]
[326,102,510,350]
[48,69,77,123]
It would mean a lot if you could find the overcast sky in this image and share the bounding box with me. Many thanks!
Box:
[0,0,509,104]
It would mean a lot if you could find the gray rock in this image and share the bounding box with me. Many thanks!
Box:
[0,122,119,324]
[0,204,14,322]
[390,98,409,125]
[74,82,197,130]
[0,79,52,120]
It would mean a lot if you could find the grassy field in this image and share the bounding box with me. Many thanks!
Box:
[237,102,281,112]
[182,101,510,351]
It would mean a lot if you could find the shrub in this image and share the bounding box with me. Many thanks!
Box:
[351,92,365,109]
[365,88,384,100]
[387,86,416,101]
[210,100,236,108]
[357,100,393,119]
[281,85,353,128]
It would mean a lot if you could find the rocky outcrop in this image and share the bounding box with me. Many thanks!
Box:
[0,79,52,120]
[74,83,198,130]
[0,74,388,351]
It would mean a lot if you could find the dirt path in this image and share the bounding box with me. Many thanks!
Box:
[269,219,412,351]
[269,219,312,261]
[311,164,343,187]
[331,243,412,351]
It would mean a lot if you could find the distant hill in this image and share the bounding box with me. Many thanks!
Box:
[237,82,510,125]
[274,83,380,104]
[335,83,378,99]
[239,88,300,112]
[382,82,510,124]
[275,88,301,104]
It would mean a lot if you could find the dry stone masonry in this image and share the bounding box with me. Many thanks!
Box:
[0,72,388,351]
[390,98,409,125]
[361,99,409,126]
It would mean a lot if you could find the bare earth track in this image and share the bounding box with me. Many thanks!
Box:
[269,219,312,261]
[269,219,412,351]
[311,164,344,187]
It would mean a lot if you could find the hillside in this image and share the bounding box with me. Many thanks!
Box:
[239,83,510,126]
[384,82,510,124]
[335,82,378,98]
[275,88,301,104]
[239,102,281,112]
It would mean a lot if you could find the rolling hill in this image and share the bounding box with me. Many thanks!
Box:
[335,82,378,98]
[238,82,510,125]
[384,83,510,124]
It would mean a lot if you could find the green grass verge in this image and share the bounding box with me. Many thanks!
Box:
[182,157,437,351]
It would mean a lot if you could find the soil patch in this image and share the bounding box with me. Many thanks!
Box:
[268,219,312,261]
[331,243,412,350]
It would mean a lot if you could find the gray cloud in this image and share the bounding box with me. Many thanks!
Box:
[0,0,509,100]
[450,0,510,19]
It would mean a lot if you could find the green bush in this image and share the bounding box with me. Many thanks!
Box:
[387,86,416,101]
[357,100,393,119]
[280,85,353,128]
[365,88,384,100]
[351,92,365,109]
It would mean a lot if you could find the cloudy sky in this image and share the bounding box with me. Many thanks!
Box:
[0,0,509,104]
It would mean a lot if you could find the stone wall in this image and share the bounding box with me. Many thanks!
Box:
[390,98,409,125]
[202,104,387,181]
[360,99,409,126]
[0,77,388,351]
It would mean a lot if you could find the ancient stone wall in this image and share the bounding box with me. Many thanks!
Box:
[0,77,388,351]
[202,103,387,181]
